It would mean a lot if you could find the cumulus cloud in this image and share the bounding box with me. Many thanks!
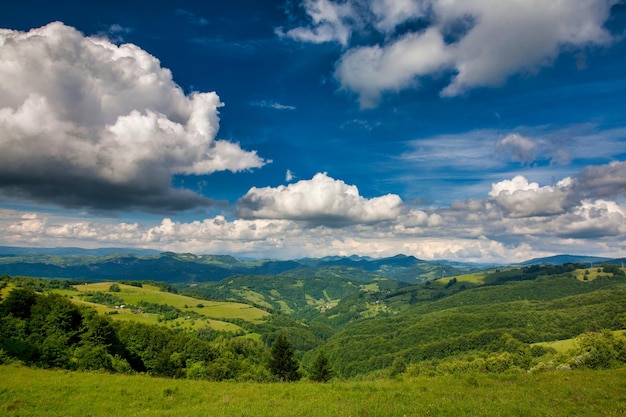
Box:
[495,133,537,164]
[555,199,626,238]
[282,0,619,106]
[484,161,626,241]
[0,22,266,212]
[237,172,404,226]
[488,175,572,217]
[575,160,626,199]
[336,27,453,107]
[3,159,626,262]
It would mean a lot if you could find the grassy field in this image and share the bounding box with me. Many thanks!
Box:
[573,268,615,282]
[534,330,626,353]
[45,282,269,332]
[3,280,250,334]
[68,282,268,320]
[440,272,486,285]
[1,364,625,416]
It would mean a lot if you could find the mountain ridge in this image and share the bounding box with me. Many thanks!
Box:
[0,246,621,284]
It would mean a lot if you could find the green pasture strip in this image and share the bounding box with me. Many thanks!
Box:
[573,268,613,282]
[533,338,577,353]
[535,329,626,353]
[232,288,273,310]
[0,283,15,299]
[1,364,625,417]
[440,273,486,284]
[276,300,293,314]
[54,289,241,331]
[70,282,269,322]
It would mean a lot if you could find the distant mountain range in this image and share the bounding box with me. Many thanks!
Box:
[518,254,614,266]
[0,246,622,283]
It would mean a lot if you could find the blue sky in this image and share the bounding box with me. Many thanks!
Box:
[0,0,625,262]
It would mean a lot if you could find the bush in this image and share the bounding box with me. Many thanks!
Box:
[73,344,113,371]
[571,330,626,369]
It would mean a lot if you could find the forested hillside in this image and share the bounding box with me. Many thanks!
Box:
[307,265,626,376]
[1,262,626,381]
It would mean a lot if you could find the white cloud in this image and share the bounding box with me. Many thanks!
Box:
[237,172,403,226]
[285,170,295,182]
[436,0,616,97]
[489,175,571,217]
[283,0,619,106]
[250,100,296,110]
[371,0,426,34]
[277,0,356,46]
[2,161,626,263]
[495,133,537,164]
[556,199,626,238]
[575,160,626,199]
[336,27,453,108]
[0,22,266,211]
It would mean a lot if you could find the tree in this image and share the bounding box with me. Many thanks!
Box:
[1,287,38,319]
[269,333,301,381]
[309,350,333,382]
[108,283,121,292]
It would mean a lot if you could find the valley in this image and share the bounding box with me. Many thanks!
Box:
[1,248,626,415]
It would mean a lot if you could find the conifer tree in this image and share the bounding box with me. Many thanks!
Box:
[309,350,333,382]
[269,333,301,381]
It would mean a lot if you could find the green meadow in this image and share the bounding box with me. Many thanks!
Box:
[52,282,269,332]
[1,363,625,417]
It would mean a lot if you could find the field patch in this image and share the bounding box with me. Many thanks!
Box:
[47,282,269,333]
[438,272,487,285]
[533,330,626,353]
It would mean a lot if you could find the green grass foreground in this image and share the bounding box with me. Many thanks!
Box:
[1,364,625,416]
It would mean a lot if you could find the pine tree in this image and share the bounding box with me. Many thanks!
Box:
[309,350,333,382]
[269,333,301,381]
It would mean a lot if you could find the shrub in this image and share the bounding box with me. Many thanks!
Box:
[571,330,626,369]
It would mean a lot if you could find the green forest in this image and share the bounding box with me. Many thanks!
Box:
[2,262,626,382]
[2,261,626,416]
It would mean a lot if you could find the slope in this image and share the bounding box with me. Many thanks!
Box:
[313,268,626,376]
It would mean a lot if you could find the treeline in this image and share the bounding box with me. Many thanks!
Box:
[0,287,324,381]
[0,275,179,294]
[485,263,586,284]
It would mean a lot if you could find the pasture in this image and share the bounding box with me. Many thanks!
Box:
[1,364,625,416]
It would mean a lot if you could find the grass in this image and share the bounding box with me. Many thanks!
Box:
[573,268,613,282]
[535,330,626,353]
[45,282,268,333]
[62,282,268,321]
[232,288,274,310]
[1,364,625,416]
[441,273,486,285]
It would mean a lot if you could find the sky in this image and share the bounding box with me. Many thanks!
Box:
[0,0,625,263]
